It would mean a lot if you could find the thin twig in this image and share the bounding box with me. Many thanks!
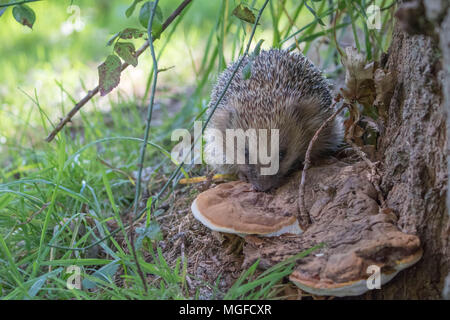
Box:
[380,1,397,11]
[45,0,193,142]
[17,202,50,225]
[332,8,344,57]
[132,6,159,220]
[128,0,162,295]
[298,102,346,228]
[299,99,387,228]
[282,5,301,52]
[128,213,147,293]
[97,157,135,182]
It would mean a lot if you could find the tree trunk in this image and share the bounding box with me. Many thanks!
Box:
[370,0,449,299]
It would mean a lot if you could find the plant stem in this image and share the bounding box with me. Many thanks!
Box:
[0,0,41,8]
[128,0,161,295]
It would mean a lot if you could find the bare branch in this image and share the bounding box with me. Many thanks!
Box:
[128,0,162,294]
[45,0,193,142]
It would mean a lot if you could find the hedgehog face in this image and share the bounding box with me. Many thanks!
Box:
[234,125,303,192]
[237,147,292,192]
[206,50,341,191]
[231,97,334,191]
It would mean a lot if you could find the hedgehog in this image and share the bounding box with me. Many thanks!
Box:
[204,49,343,192]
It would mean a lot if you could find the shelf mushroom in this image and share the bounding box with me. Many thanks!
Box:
[191,159,423,297]
[289,247,422,297]
[191,181,302,237]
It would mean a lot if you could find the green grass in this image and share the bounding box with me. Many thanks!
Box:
[0,0,396,299]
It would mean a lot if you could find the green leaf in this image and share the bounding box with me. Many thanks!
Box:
[0,193,13,211]
[27,268,63,299]
[251,39,264,58]
[135,222,162,249]
[304,1,325,26]
[139,1,163,38]
[12,4,35,29]
[82,260,120,290]
[242,61,252,80]
[125,0,144,18]
[119,28,145,39]
[98,54,122,96]
[232,4,257,25]
[107,28,145,47]
[114,42,138,67]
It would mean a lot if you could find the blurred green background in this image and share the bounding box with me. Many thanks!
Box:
[1,0,219,144]
[0,0,361,149]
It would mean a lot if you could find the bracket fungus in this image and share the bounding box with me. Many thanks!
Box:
[191,159,423,297]
[191,181,302,237]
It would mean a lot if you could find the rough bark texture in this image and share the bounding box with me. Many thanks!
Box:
[370,0,449,299]
[240,160,422,297]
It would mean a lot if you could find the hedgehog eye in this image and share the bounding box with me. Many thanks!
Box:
[279,150,286,161]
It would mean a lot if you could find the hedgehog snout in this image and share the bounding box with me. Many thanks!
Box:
[251,178,282,192]
[247,173,283,192]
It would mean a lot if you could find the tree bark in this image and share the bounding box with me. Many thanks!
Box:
[370,0,449,299]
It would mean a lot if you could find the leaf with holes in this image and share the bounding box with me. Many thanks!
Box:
[120,28,145,39]
[232,4,258,25]
[114,42,138,67]
[98,55,122,96]
[107,28,145,46]
[12,4,35,29]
